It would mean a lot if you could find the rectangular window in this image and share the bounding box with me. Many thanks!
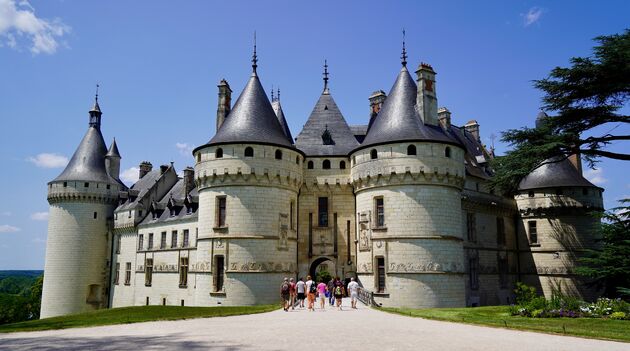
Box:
[528,221,538,244]
[376,257,386,293]
[115,235,121,254]
[171,230,178,248]
[138,234,144,251]
[128,210,132,218]
[183,229,189,247]
[375,197,385,227]
[496,217,506,246]
[215,255,225,292]
[148,233,154,249]
[469,257,479,290]
[216,196,227,227]
[318,197,328,227]
[93,212,97,219]
[498,256,509,289]
[160,232,166,249]
[114,262,120,285]
[124,262,131,285]
[290,201,295,230]
[179,257,189,288]
[145,258,153,286]
[467,213,477,242]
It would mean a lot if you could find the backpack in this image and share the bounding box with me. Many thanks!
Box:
[309,282,317,293]
[334,285,342,295]
[281,282,290,294]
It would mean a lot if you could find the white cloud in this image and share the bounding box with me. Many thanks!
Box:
[0,0,70,54]
[30,211,48,221]
[584,168,607,186]
[522,7,543,27]
[27,153,68,168]
[176,142,194,157]
[0,224,20,233]
[120,167,139,185]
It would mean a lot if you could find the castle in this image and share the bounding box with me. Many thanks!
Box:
[40,45,604,318]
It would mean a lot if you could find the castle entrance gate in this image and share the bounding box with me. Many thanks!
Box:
[309,257,336,281]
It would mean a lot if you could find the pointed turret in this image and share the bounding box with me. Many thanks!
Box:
[271,89,294,143]
[105,138,122,183]
[89,85,102,129]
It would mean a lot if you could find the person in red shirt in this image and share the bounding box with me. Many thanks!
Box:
[289,278,297,310]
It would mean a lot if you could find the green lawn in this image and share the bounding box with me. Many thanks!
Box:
[381,306,630,342]
[0,304,279,333]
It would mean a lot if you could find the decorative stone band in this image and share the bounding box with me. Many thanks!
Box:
[462,194,517,216]
[227,261,296,273]
[200,234,297,241]
[47,192,119,205]
[370,234,463,241]
[518,205,603,217]
[196,169,302,192]
[352,169,464,192]
[357,261,464,274]
[300,179,354,192]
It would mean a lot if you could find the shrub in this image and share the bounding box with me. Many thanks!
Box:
[514,282,537,305]
[610,312,627,320]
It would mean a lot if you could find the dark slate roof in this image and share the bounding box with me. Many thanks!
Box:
[349,125,368,144]
[52,126,116,184]
[294,92,359,156]
[139,178,199,225]
[518,157,598,190]
[271,100,294,143]
[106,138,121,158]
[200,73,293,149]
[358,67,458,150]
[447,125,492,179]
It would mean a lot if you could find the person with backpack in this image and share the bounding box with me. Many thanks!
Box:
[317,279,327,310]
[333,277,345,310]
[280,278,291,312]
[296,277,306,308]
[289,278,297,310]
[305,275,316,312]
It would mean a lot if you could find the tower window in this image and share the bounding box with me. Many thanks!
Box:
[116,235,121,254]
[376,257,386,293]
[528,221,538,244]
[528,191,535,198]
[469,257,479,290]
[445,147,451,158]
[323,159,331,169]
[114,262,120,285]
[93,212,97,219]
[124,262,131,285]
[138,234,144,251]
[244,147,254,157]
[216,196,227,227]
[145,258,153,286]
[216,148,223,158]
[496,217,506,246]
[160,232,167,249]
[183,229,190,247]
[84,182,89,188]
[340,161,346,169]
[374,197,385,228]
[318,197,328,227]
[290,200,295,230]
[466,213,477,242]
[275,149,282,160]
[370,149,378,159]
[352,156,356,165]
[407,145,416,155]
[148,233,154,249]
[179,257,189,288]
[106,184,111,190]
[171,230,178,248]
[582,188,588,196]
[555,188,563,196]
[296,156,300,164]
[63,182,67,187]
[214,255,225,292]
[307,160,314,169]
[197,153,201,163]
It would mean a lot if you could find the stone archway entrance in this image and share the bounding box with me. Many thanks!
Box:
[309,257,335,281]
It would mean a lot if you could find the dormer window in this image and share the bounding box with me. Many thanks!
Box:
[216,148,223,158]
[322,126,334,145]
[187,205,193,215]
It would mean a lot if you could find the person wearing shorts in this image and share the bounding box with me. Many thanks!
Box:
[289,278,296,310]
[296,277,306,308]
[305,275,315,312]
[333,277,345,310]
[347,277,359,309]
[280,277,291,311]
[317,279,327,310]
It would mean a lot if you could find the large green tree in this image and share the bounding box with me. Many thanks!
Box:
[491,29,630,193]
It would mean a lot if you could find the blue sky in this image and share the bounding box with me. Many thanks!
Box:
[0,0,628,269]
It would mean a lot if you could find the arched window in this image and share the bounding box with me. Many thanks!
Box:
[370,149,378,159]
[340,161,346,169]
[196,153,201,163]
[307,161,314,169]
[323,159,331,169]
[296,156,300,165]
[445,147,451,158]
[244,147,254,157]
[275,150,282,160]
[215,148,223,158]
[407,145,416,155]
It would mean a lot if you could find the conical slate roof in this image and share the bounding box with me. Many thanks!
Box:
[295,92,359,156]
[106,138,121,158]
[204,73,293,148]
[359,67,457,149]
[518,157,599,190]
[271,100,294,143]
[52,126,115,184]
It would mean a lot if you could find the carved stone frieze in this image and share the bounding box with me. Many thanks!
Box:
[227,261,295,273]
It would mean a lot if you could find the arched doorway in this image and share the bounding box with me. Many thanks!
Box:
[309,257,335,282]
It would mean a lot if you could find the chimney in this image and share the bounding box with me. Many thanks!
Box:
[183,167,195,195]
[368,90,386,132]
[160,164,169,175]
[139,161,153,179]
[415,63,438,126]
[216,79,232,132]
[568,154,583,175]
[437,107,451,131]
[464,120,480,142]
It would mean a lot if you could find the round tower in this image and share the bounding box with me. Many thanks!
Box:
[41,95,123,318]
[350,59,466,308]
[193,51,303,305]
[516,153,604,300]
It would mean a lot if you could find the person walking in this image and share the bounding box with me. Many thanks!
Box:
[280,278,291,312]
[333,277,345,310]
[317,279,327,310]
[296,277,306,308]
[347,277,359,309]
[289,278,297,310]
[305,275,316,312]
[327,278,335,306]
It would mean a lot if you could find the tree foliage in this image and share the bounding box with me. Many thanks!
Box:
[491,29,630,193]
[576,199,630,299]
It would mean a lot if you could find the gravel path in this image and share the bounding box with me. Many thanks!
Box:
[1,299,628,351]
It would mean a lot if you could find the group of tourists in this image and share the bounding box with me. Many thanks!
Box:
[280,276,360,312]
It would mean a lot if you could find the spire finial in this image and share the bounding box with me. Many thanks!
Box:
[277,86,280,101]
[95,83,99,102]
[401,28,408,67]
[323,59,329,92]
[252,31,258,73]
[271,84,274,101]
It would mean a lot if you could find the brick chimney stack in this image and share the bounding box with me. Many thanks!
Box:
[216,79,232,132]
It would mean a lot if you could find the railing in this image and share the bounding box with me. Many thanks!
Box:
[357,286,382,307]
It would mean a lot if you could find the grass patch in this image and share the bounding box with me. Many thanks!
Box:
[381,305,630,342]
[0,304,279,333]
